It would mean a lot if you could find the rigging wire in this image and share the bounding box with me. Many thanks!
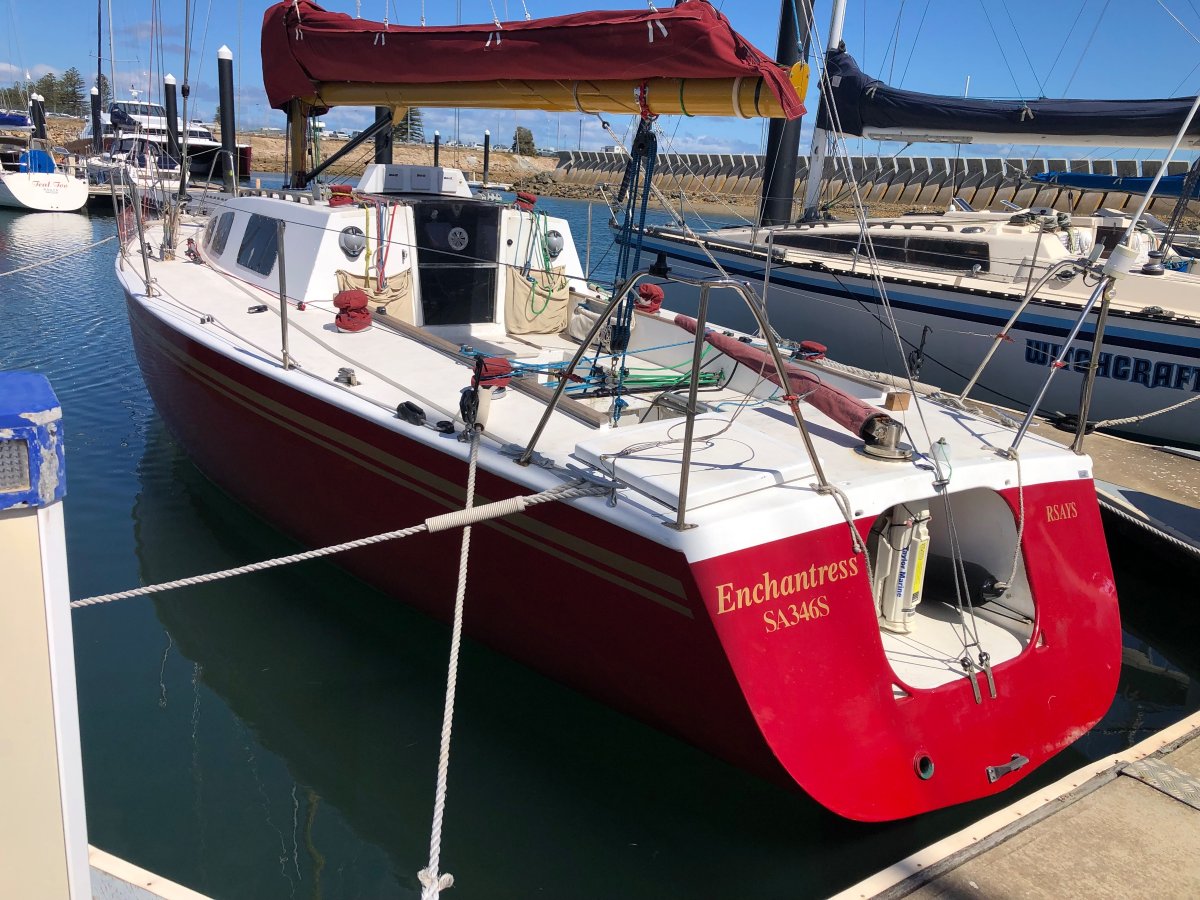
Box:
[1157,0,1200,44]
[1063,0,1114,96]
[1042,0,1088,92]
[975,0,1027,99]
[896,0,931,88]
[999,1,1048,97]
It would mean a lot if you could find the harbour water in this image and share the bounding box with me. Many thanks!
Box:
[1,194,1197,899]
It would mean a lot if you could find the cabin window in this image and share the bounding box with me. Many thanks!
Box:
[870,236,908,263]
[236,213,279,276]
[204,212,234,256]
[906,238,990,271]
[772,231,989,272]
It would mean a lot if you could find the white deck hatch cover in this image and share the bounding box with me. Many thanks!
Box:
[573,414,816,510]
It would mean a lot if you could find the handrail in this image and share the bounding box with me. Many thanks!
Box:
[515,268,834,528]
[957,258,1082,404]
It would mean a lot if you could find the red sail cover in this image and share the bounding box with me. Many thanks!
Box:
[674,314,887,441]
[262,0,804,118]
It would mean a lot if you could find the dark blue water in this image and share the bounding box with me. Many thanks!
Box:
[0,194,1196,900]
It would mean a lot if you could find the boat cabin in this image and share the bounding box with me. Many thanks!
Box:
[677,208,1178,285]
[198,164,592,347]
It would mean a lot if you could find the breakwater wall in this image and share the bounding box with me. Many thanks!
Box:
[553,151,1192,215]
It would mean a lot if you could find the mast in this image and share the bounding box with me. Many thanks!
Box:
[759,0,814,226]
[96,0,102,96]
[801,0,847,221]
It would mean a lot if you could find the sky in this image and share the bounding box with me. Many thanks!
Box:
[6,0,1200,160]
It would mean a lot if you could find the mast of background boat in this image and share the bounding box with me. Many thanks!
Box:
[758,0,814,226]
[107,0,116,110]
[800,0,846,221]
[92,0,102,153]
[178,0,193,200]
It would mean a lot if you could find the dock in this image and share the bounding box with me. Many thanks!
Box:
[86,182,129,203]
[1026,420,1200,563]
[836,710,1200,898]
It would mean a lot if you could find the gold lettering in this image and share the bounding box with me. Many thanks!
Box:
[716,583,735,614]
[720,553,863,621]
[736,586,751,609]
[1045,502,1079,523]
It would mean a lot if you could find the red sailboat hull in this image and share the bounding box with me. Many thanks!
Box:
[125,294,1121,821]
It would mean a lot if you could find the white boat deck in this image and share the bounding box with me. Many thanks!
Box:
[122,209,1089,691]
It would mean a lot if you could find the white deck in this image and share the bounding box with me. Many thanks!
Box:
[117,198,1097,691]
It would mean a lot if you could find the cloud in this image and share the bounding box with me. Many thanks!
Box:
[0,61,59,82]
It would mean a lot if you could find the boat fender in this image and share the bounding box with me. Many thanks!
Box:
[397,401,427,426]
[514,191,537,211]
[328,184,355,207]
[794,340,826,360]
[634,283,664,313]
[333,288,373,332]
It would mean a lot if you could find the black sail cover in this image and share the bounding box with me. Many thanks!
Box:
[815,48,1200,144]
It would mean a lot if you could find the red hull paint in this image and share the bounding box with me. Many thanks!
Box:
[126,298,785,782]
[127,296,1122,820]
[691,479,1121,820]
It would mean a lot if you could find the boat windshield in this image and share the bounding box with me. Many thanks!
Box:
[114,101,167,118]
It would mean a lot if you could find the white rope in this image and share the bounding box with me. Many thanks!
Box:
[1091,391,1200,428]
[418,429,480,900]
[1002,449,1025,589]
[1098,491,1200,560]
[70,480,608,609]
[0,235,116,277]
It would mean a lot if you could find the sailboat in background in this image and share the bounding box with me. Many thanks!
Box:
[0,100,88,212]
[637,2,1200,447]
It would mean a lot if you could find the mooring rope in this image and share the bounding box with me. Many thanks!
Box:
[70,480,610,609]
[1097,492,1200,560]
[1090,391,1200,428]
[0,235,116,277]
[418,431,480,900]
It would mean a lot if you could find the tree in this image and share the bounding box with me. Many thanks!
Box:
[512,125,535,156]
[1,81,24,110]
[97,73,112,107]
[393,107,424,143]
[33,73,59,112]
[59,67,85,116]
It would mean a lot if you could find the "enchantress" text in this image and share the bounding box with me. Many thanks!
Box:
[715,558,861,614]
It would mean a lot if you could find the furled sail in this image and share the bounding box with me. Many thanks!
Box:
[262,0,804,119]
[815,48,1200,150]
[1033,170,1200,199]
[0,111,32,130]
